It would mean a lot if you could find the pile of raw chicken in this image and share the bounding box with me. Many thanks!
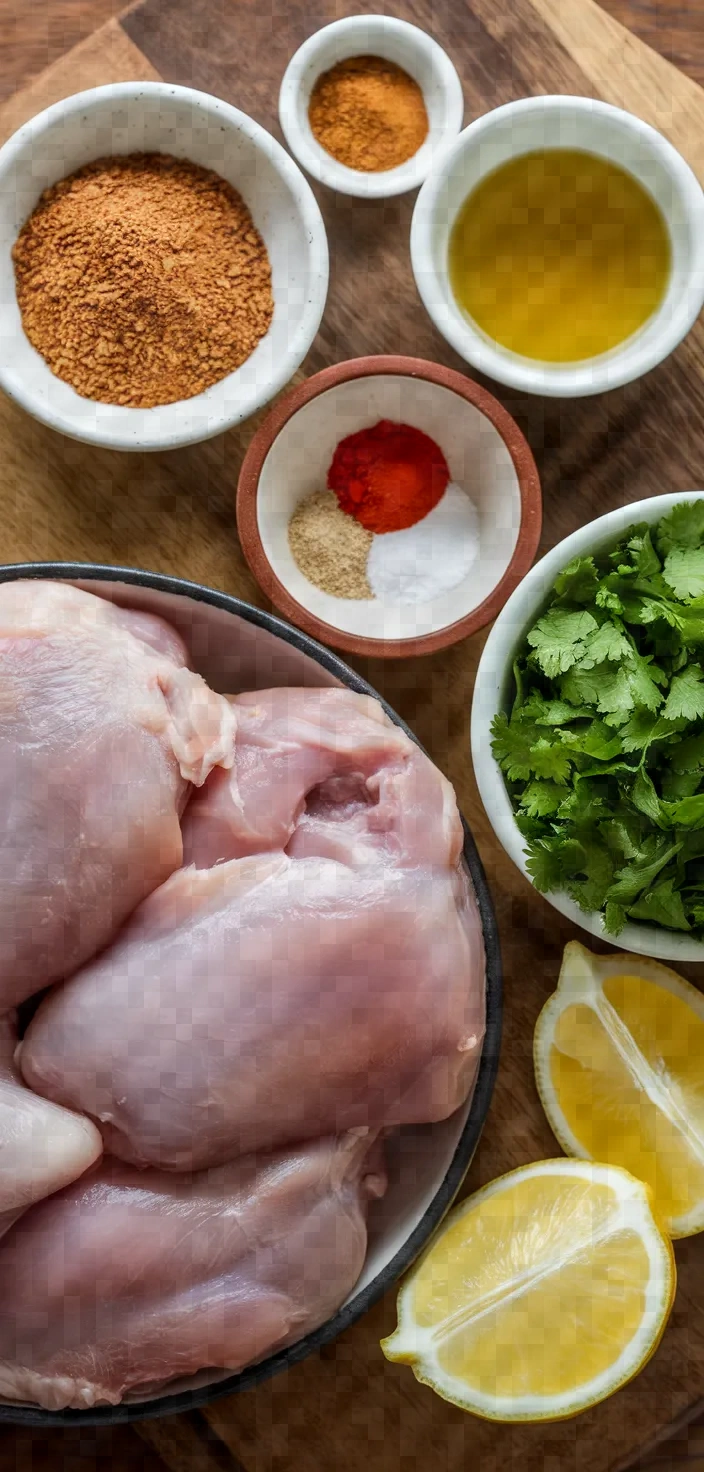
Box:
[0,580,485,1411]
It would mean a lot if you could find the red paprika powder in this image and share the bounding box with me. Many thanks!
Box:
[328,420,450,533]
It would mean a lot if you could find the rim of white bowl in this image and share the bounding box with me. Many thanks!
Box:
[0,82,329,452]
[410,95,704,398]
[278,16,464,199]
[471,491,704,961]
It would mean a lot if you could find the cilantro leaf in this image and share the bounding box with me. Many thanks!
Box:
[560,648,664,722]
[619,712,678,754]
[671,731,704,772]
[577,721,623,761]
[490,712,533,782]
[678,604,704,645]
[662,792,704,829]
[579,621,632,668]
[557,779,611,825]
[518,693,589,726]
[631,529,662,579]
[663,664,704,722]
[661,768,702,801]
[554,556,600,605]
[528,738,574,783]
[519,781,564,817]
[628,877,691,930]
[656,500,704,556]
[561,662,634,718]
[490,713,573,784]
[627,648,667,705]
[525,838,566,893]
[564,835,615,913]
[527,609,598,678]
[663,547,704,601]
[606,839,682,905]
[604,900,627,935]
[631,769,666,826]
[600,817,641,862]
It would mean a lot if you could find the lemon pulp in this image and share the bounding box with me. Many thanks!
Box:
[547,974,704,1230]
[448,149,671,362]
[382,1159,675,1422]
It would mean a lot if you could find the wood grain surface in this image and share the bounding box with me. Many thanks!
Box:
[0,1,703,1470]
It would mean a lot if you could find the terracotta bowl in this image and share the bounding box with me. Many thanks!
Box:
[237,356,542,658]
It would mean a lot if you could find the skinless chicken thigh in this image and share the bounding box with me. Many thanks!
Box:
[21,689,485,1170]
[0,1012,101,1232]
[182,688,460,868]
[0,1131,385,1411]
[0,580,236,1007]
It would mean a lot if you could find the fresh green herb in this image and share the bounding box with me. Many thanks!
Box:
[492,500,704,936]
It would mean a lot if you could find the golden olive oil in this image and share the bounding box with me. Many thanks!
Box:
[448,149,671,362]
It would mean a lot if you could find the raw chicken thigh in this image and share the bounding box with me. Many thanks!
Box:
[0,580,235,1007]
[182,687,457,867]
[0,1012,100,1232]
[22,689,485,1170]
[0,1131,385,1411]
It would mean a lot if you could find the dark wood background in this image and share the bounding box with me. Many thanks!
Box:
[0,1,703,1469]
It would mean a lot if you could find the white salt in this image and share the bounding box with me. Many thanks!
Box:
[367,482,480,604]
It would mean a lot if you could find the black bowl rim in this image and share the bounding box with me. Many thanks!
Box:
[0,562,503,1427]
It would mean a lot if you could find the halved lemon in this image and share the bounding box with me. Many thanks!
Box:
[381,1159,674,1422]
[534,942,704,1238]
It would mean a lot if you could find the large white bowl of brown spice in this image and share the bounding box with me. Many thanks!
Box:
[0,82,328,451]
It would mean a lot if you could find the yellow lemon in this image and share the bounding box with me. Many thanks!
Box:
[381,1159,674,1422]
[534,942,704,1238]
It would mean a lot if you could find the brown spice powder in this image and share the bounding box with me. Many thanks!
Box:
[12,153,274,408]
[308,56,429,173]
[289,490,373,599]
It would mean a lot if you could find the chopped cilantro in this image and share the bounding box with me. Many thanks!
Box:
[490,499,704,936]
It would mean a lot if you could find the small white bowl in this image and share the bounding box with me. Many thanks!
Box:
[411,96,704,398]
[278,16,464,199]
[0,82,329,452]
[237,355,541,659]
[471,492,704,962]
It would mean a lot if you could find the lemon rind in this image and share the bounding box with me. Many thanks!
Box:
[381,1158,676,1422]
[534,942,704,1238]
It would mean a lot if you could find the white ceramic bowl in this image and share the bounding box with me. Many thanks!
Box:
[472,492,704,962]
[237,355,541,659]
[279,16,464,199]
[0,82,329,451]
[411,96,704,398]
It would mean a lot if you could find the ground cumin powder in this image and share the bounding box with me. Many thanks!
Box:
[12,153,274,408]
[308,56,429,173]
[289,490,373,599]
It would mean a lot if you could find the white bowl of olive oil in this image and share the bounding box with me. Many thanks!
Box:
[411,95,704,398]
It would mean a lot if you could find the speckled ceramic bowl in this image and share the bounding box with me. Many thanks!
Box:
[0,560,502,1426]
[0,83,328,451]
[471,492,704,961]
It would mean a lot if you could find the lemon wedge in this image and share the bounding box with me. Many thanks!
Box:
[381,1159,674,1422]
[534,942,704,1238]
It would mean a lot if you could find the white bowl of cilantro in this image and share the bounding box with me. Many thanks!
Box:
[471,493,704,960]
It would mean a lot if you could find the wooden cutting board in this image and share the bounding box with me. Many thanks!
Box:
[1,2,704,1469]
